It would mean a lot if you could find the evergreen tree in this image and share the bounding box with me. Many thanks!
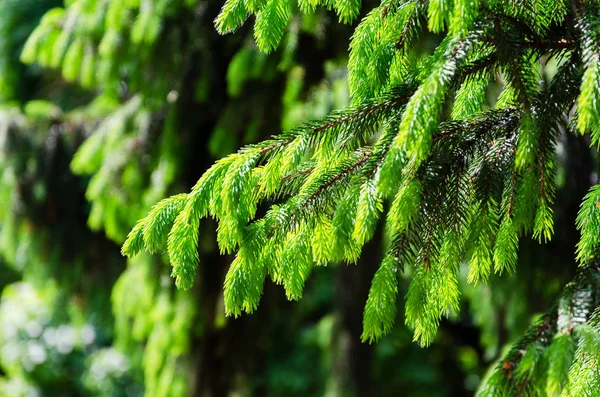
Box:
[116,0,600,394]
[3,0,600,395]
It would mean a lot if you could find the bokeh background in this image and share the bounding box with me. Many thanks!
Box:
[0,0,593,395]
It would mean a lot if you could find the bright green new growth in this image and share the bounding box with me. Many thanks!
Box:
[124,0,600,394]
[477,265,600,396]
[215,0,361,52]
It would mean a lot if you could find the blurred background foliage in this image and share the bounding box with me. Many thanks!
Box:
[0,0,594,395]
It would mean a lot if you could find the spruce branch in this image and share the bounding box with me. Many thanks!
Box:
[477,263,600,396]
[120,0,600,355]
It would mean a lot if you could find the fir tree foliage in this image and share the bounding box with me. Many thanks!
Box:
[477,264,600,396]
[19,0,193,98]
[4,0,600,392]
[0,0,392,392]
[17,0,351,392]
[126,0,600,347]
[112,255,195,396]
[215,0,361,52]
[120,0,600,392]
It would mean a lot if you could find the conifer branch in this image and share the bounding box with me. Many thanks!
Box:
[117,0,600,364]
[255,84,416,157]
[394,0,427,51]
[478,263,600,395]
